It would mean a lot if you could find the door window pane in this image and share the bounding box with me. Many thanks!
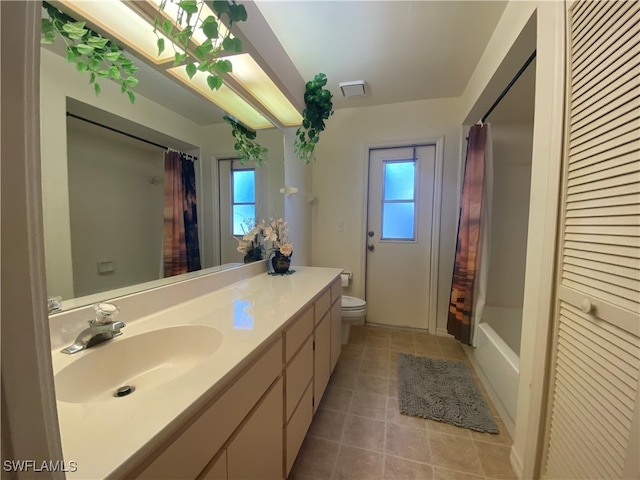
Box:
[384,161,415,200]
[233,170,255,203]
[382,203,415,239]
[233,204,256,235]
[381,159,416,240]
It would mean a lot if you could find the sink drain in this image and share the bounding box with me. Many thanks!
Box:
[114,385,135,397]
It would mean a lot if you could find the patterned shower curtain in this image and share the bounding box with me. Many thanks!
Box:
[163,150,201,277]
[447,124,490,345]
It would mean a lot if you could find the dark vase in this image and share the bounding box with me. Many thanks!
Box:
[272,251,292,274]
[243,248,263,264]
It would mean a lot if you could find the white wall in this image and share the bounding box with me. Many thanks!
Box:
[41,48,200,300]
[486,124,533,311]
[66,118,165,297]
[310,97,463,332]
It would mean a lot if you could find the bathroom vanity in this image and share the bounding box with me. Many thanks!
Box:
[50,266,342,479]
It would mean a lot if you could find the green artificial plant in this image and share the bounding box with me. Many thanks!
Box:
[155,0,247,91]
[41,2,139,103]
[224,115,269,166]
[295,73,334,164]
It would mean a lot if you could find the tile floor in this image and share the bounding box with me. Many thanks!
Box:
[289,325,517,480]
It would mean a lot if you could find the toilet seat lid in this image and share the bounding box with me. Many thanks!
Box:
[342,295,366,309]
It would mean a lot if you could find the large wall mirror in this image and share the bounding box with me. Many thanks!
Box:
[40,41,285,312]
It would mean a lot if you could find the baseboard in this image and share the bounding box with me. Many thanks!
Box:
[510,446,524,480]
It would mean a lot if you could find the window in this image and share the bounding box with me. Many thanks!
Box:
[381,159,417,240]
[231,168,256,235]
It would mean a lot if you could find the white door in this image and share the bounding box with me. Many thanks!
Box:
[218,159,262,264]
[366,145,436,330]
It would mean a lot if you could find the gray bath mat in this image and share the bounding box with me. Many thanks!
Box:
[397,353,499,433]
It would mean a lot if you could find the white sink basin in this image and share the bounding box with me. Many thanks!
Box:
[55,325,223,403]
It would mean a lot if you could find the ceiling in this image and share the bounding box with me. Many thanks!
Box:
[46,1,509,126]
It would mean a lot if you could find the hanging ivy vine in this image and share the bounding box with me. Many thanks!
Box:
[295,73,334,164]
[155,0,247,91]
[224,115,269,166]
[41,2,139,103]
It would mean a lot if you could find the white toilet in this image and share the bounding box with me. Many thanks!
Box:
[341,295,367,344]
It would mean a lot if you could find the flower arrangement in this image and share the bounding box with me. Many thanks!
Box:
[235,217,293,263]
[263,217,293,257]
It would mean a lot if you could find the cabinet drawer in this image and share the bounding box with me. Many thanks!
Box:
[284,305,313,363]
[285,336,313,421]
[314,312,331,414]
[285,381,313,477]
[330,300,342,372]
[330,278,342,305]
[315,288,331,324]
[138,338,282,479]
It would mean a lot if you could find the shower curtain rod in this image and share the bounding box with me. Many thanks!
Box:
[479,50,537,125]
[66,113,198,161]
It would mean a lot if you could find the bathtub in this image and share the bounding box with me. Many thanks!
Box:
[465,309,520,433]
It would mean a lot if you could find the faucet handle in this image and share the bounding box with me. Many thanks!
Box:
[94,302,120,324]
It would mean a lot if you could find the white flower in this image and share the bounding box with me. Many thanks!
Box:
[279,243,293,256]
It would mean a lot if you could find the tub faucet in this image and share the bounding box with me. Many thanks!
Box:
[61,302,125,354]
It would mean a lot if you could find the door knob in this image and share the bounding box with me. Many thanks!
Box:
[581,298,594,314]
[367,245,374,251]
[368,231,375,237]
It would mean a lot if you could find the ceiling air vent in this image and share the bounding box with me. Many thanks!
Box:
[339,81,366,97]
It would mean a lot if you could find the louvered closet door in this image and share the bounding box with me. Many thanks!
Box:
[542,1,640,479]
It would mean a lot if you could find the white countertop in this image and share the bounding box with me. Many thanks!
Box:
[51,266,341,479]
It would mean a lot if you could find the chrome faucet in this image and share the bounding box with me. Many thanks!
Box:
[61,302,125,354]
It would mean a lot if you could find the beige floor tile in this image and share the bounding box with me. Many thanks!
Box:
[329,368,358,390]
[363,346,390,362]
[335,354,362,372]
[341,344,365,360]
[386,397,427,429]
[320,386,353,413]
[308,408,346,442]
[469,419,512,446]
[385,423,431,464]
[349,391,388,420]
[424,419,472,439]
[390,340,416,353]
[432,467,484,480]
[341,414,386,452]
[413,332,439,343]
[365,335,391,348]
[384,455,434,479]
[414,344,443,357]
[474,441,517,479]
[332,445,385,480]
[388,378,399,398]
[390,330,415,342]
[436,336,462,348]
[366,326,392,338]
[355,373,389,396]
[360,358,390,377]
[289,436,340,480]
[429,432,483,476]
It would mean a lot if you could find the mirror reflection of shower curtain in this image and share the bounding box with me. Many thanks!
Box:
[163,150,201,277]
[447,124,493,345]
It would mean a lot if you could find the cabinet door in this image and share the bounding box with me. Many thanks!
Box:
[199,451,227,480]
[227,378,283,480]
[314,312,331,413]
[330,298,342,372]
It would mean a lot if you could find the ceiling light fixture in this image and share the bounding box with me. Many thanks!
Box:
[59,0,180,64]
[168,65,273,130]
[339,80,366,97]
[228,54,302,127]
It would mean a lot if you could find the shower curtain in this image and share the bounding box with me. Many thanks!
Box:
[163,150,201,277]
[447,124,493,345]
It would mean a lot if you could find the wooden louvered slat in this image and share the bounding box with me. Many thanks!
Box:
[569,143,640,174]
[567,192,640,210]
[564,255,638,281]
[544,2,639,479]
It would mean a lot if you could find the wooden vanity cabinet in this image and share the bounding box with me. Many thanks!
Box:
[134,277,342,480]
